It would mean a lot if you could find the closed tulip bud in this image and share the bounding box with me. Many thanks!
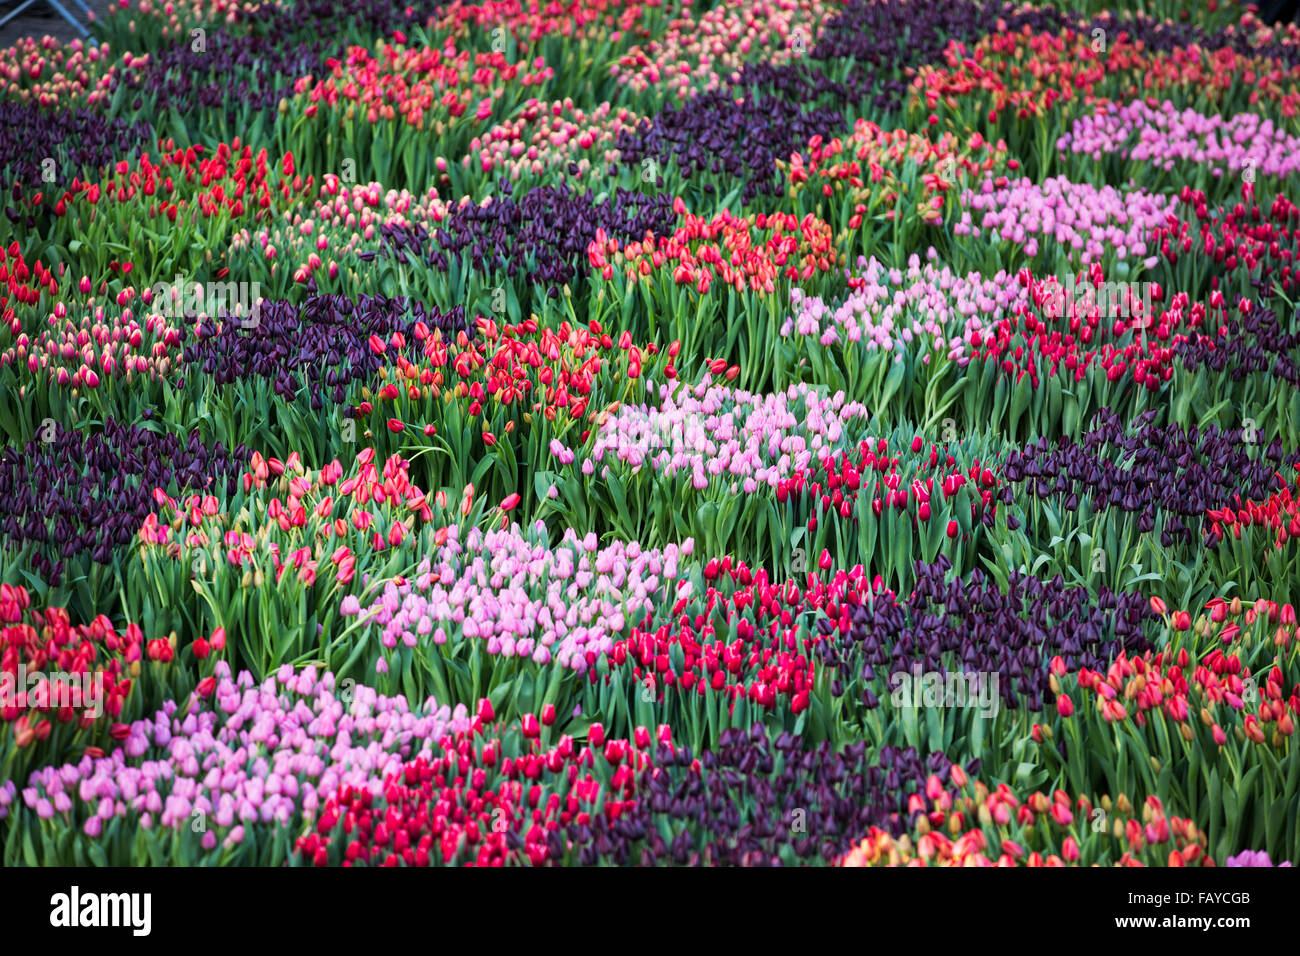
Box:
[541,703,555,726]
[521,713,540,738]
[1062,836,1080,862]
[13,717,35,749]
[588,722,605,747]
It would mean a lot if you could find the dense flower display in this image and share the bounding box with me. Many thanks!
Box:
[2,0,1299,874]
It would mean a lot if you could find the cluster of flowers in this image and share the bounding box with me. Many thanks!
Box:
[1153,187,1300,298]
[95,0,274,41]
[3,280,185,389]
[0,416,245,585]
[183,294,466,409]
[1171,299,1300,391]
[463,98,640,184]
[107,0,452,119]
[359,314,664,443]
[0,36,119,107]
[840,783,1213,867]
[0,102,149,213]
[776,434,1002,534]
[613,80,846,205]
[1206,465,1300,551]
[954,175,1170,267]
[14,661,474,852]
[1102,8,1300,66]
[612,560,887,717]
[1189,595,1300,684]
[293,42,550,133]
[785,123,1011,232]
[230,176,453,288]
[52,139,310,226]
[429,0,646,48]
[299,702,648,866]
[1002,408,1298,549]
[114,24,319,119]
[1060,642,1296,748]
[608,0,835,99]
[556,728,967,866]
[782,251,1027,363]
[587,207,836,294]
[912,18,1300,127]
[813,0,1070,71]
[972,265,1175,392]
[345,522,693,675]
[302,715,968,866]
[814,557,1153,715]
[911,26,1123,126]
[2,585,141,760]
[1059,99,1300,181]
[0,243,61,330]
[380,181,677,296]
[138,447,432,589]
[570,377,868,494]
